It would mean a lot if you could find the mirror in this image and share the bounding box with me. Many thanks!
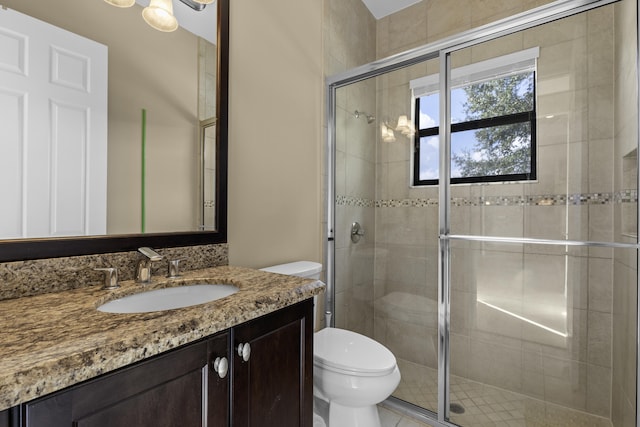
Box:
[0,0,228,261]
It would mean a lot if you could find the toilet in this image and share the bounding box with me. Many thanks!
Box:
[260,261,401,427]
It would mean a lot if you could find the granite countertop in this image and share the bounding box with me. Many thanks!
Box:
[0,265,325,411]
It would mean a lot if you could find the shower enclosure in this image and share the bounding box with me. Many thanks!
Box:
[325,0,639,426]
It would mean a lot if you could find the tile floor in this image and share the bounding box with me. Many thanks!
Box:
[378,406,431,427]
[381,358,613,427]
[379,406,433,427]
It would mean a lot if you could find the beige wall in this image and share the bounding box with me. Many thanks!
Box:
[227,0,324,268]
[3,0,201,235]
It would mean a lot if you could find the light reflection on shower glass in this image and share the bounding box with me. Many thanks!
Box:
[446,4,637,424]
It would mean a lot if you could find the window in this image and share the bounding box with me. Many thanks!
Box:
[411,48,538,186]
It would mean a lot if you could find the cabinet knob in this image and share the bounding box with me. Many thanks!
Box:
[237,343,251,362]
[212,357,228,379]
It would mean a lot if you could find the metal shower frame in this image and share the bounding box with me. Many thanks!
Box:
[324,0,640,425]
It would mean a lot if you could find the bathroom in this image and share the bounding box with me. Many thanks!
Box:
[0,0,637,427]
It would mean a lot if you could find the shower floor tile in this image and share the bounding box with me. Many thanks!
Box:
[392,359,612,427]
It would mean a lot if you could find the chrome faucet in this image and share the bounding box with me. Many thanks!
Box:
[136,247,163,283]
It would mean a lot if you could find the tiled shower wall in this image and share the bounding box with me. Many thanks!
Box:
[324,0,566,339]
[326,0,638,423]
[372,4,629,419]
[375,0,557,59]
[612,0,639,426]
[325,0,562,344]
[324,0,378,336]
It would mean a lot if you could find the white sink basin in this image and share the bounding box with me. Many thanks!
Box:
[97,284,239,313]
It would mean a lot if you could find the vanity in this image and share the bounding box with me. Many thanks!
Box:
[0,0,324,424]
[0,266,324,427]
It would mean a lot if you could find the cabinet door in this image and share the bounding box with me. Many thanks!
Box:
[208,330,230,426]
[23,334,221,427]
[232,299,313,427]
[0,408,8,427]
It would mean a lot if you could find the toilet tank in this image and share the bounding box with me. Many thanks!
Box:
[261,261,324,331]
[260,261,322,279]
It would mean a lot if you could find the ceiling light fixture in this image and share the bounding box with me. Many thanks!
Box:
[142,0,179,32]
[105,0,209,32]
[178,0,208,11]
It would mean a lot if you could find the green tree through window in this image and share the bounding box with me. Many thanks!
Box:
[413,71,536,186]
[454,74,534,176]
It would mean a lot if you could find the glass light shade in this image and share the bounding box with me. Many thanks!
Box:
[381,124,396,143]
[384,131,396,143]
[396,115,409,132]
[143,0,179,32]
[402,121,416,136]
[104,0,135,7]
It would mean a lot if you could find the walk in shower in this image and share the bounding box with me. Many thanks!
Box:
[325,0,639,426]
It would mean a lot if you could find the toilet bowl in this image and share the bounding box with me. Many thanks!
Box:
[260,261,401,427]
[314,327,400,427]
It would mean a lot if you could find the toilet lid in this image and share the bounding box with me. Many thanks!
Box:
[314,328,397,376]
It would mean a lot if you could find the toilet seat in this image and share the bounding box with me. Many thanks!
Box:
[314,328,397,377]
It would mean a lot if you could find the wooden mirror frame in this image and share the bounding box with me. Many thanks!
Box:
[0,0,229,263]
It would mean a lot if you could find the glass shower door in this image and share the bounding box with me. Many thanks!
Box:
[446,2,638,426]
[327,2,638,426]
[331,57,442,416]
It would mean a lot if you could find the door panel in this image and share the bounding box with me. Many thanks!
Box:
[0,7,107,238]
[0,88,25,238]
[24,339,209,427]
[232,300,313,427]
[74,371,202,427]
[208,330,230,426]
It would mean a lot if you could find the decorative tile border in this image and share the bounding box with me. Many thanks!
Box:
[377,198,438,207]
[335,195,376,208]
[616,189,638,203]
[451,192,624,207]
[336,191,638,208]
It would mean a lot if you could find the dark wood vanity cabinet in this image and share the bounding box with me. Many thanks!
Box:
[12,299,312,427]
[232,299,313,427]
[208,330,231,426]
[0,409,8,427]
[21,332,230,427]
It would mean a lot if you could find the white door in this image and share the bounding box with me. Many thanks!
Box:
[0,7,108,238]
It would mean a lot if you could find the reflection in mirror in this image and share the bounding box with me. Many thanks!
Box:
[0,0,228,261]
[201,118,217,231]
